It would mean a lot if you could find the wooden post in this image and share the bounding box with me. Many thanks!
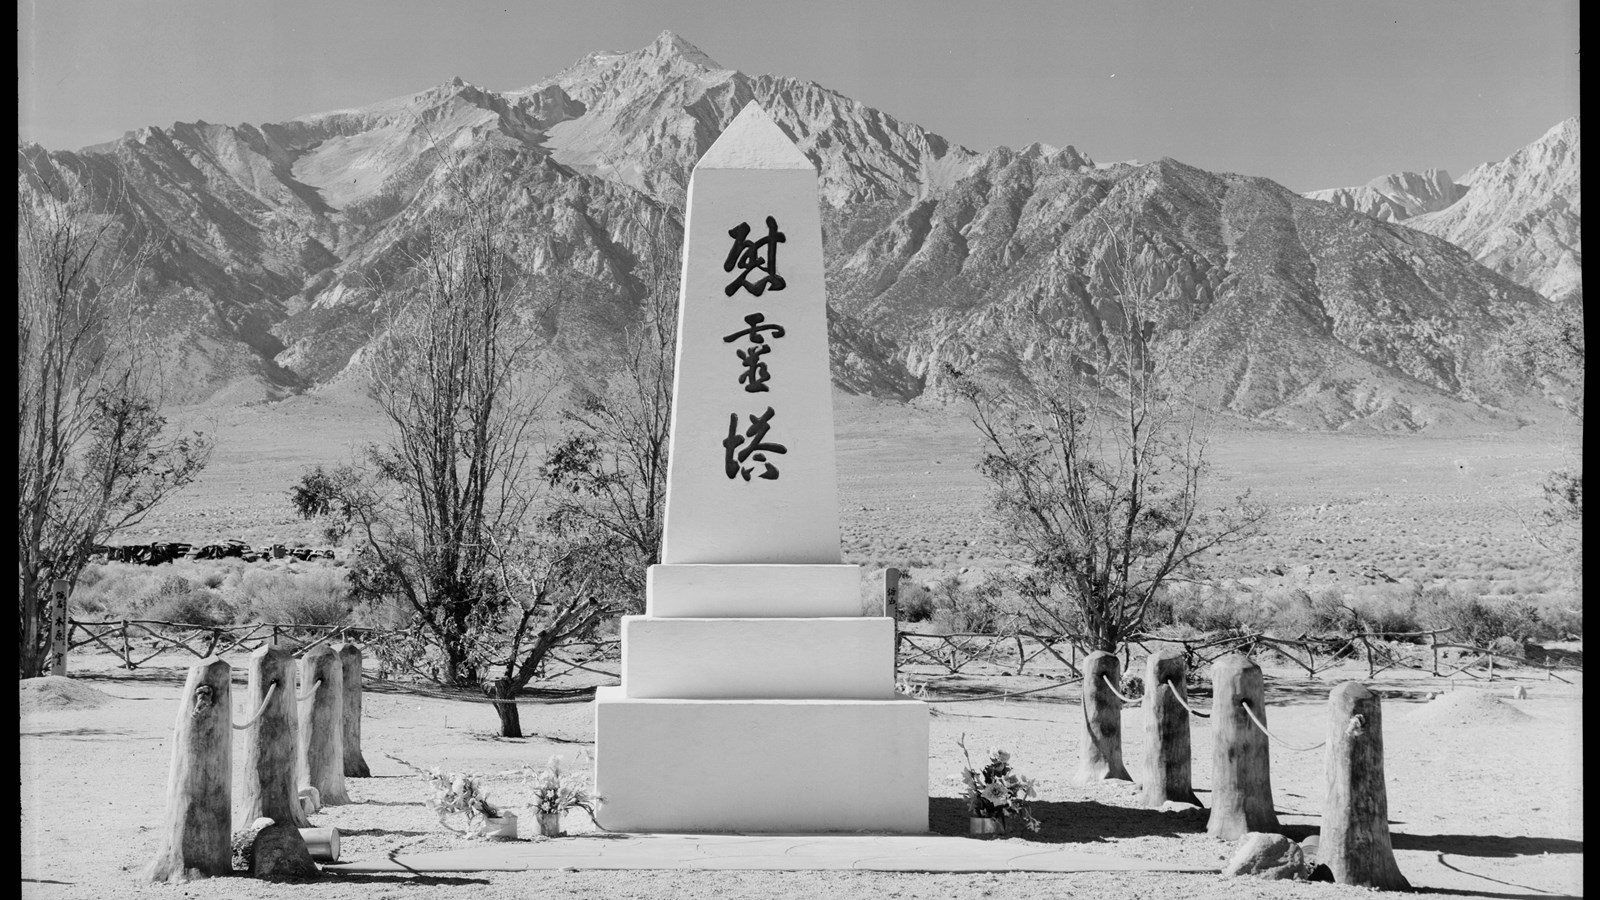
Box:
[1430,633,1438,676]
[50,579,69,676]
[1206,652,1279,840]
[1142,649,1200,807]
[1076,650,1132,783]
[142,657,232,883]
[883,568,900,674]
[121,619,132,670]
[241,645,310,828]
[1321,682,1410,890]
[335,644,371,777]
[296,644,349,805]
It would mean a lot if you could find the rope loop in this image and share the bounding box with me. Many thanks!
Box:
[1240,698,1326,751]
[296,678,322,702]
[1100,673,1141,705]
[232,681,278,730]
[1164,680,1210,718]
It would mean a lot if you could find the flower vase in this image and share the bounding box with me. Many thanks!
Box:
[481,812,517,840]
[969,816,1004,838]
[537,811,562,837]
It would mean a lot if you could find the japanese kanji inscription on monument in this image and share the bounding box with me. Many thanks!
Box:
[657,103,844,565]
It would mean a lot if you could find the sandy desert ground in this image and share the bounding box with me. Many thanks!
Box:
[142,388,1578,596]
[20,642,1582,900]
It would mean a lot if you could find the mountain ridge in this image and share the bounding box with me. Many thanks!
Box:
[18,31,1576,432]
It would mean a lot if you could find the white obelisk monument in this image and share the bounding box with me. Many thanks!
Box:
[593,102,929,833]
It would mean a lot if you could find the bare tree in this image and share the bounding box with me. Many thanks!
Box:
[542,199,680,607]
[958,212,1265,654]
[17,152,211,677]
[293,156,545,683]
[291,154,633,736]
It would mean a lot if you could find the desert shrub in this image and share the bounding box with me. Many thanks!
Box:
[227,566,352,626]
[1269,587,1362,636]
[927,575,1011,634]
[1418,588,1544,646]
[1119,672,1145,700]
[134,574,234,626]
[1169,586,1269,635]
[1349,588,1421,637]
[897,581,935,623]
[1533,595,1581,639]
[69,563,166,620]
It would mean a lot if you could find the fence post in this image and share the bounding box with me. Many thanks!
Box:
[1142,648,1200,807]
[121,619,133,669]
[335,643,371,777]
[1077,650,1132,783]
[241,645,310,828]
[142,657,232,883]
[1206,652,1279,840]
[1321,681,1410,890]
[296,644,349,805]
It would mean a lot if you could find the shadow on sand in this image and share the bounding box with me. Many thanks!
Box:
[929,796,1209,844]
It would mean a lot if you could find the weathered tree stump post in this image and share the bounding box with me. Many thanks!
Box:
[143,657,232,883]
[1077,650,1132,783]
[296,644,348,805]
[335,643,371,778]
[240,645,310,828]
[1206,652,1279,840]
[1142,648,1201,807]
[1321,681,1410,890]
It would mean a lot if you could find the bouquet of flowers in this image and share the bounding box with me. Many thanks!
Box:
[953,733,1040,833]
[421,767,502,836]
[513,754,602,818]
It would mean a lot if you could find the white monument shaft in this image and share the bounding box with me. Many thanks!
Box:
[594,103,928,833]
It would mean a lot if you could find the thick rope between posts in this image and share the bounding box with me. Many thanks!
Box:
[1164,680,1210,718]
[1100,673,1141,705]
[296,679,322,702]
[232,681,278,730]
[925,677,1083,704]
[1240,699,1326,751]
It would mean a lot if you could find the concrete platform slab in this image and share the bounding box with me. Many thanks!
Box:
[620,616,895,699]
[647,564,863,617]
[594,687,927,832]
[322,833,1221,874]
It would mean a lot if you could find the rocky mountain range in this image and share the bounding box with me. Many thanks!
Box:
[1305,117,1580,306]
[18,31,1580,431]
[1304,169,1467,224]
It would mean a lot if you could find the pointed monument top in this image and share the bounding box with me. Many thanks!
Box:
[696,101,815,172]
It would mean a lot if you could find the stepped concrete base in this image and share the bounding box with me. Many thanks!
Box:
[620,616,895,699]
[593,686,928,833]
[647,564,864,618]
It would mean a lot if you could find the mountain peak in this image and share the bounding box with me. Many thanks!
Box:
[647,30,721,68]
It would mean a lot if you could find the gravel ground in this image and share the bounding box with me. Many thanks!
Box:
[20,649,1583,900]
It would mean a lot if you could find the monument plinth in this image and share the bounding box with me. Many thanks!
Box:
[594,102,929,833]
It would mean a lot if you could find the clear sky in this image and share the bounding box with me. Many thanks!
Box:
[17,0,1579,192]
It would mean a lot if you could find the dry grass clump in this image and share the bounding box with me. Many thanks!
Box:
[67,559,354,627]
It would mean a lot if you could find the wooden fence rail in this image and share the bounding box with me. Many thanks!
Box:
[65,619,405,670]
